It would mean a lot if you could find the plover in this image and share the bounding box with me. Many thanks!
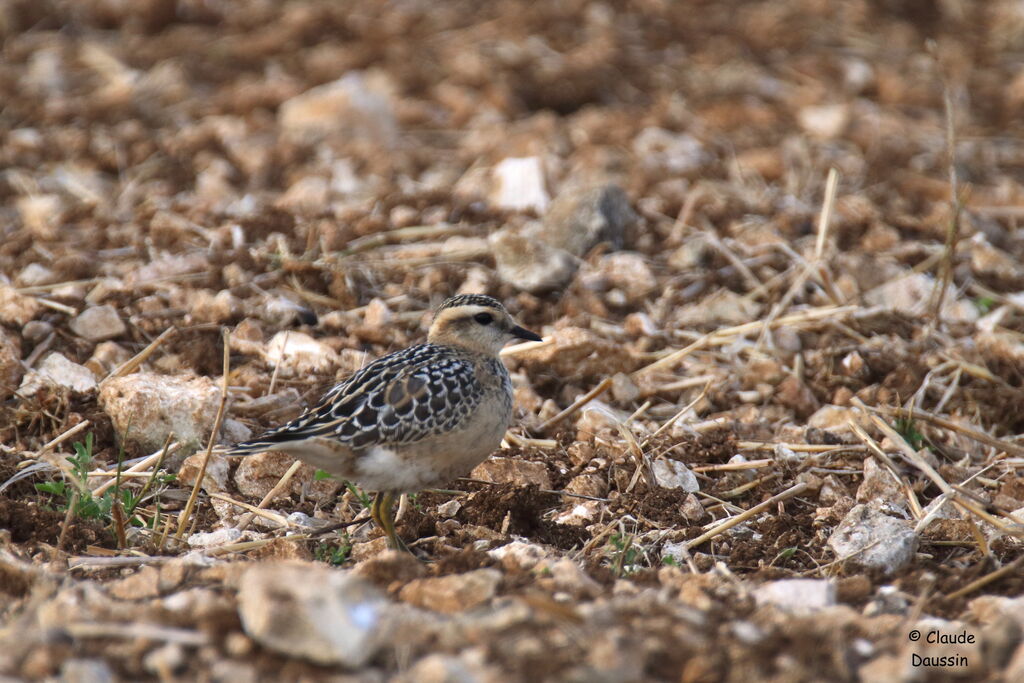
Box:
[225,294,542,551]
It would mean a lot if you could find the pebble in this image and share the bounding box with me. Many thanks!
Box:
[0,329,23,401]
[99,372,221,455]
[491,157,549,213]
[0,282,42,325]
[489,225,578,294]
[652,458,699,492]
[188,528,242,548]
[827,503,918,576]
[470,457,552,489]
[855,458,905,509]
[279,71,397,145]
[264,331,340,375]
[540,183,634,257]
[19,352,97,395]
[754,579,837,613]
[69,305,126,342]
[237,562,389,667]
[399,569,501,614]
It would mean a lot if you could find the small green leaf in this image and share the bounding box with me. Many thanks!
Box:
[35,481,66,496]
[314,469,334,481]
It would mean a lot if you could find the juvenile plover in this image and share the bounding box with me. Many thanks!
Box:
[225,294,542,551]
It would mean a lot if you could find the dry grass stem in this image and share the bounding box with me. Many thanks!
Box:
[686,482,809,550]
[235,459,304,532]
[176,329,231,539]
[101,327,177,384]
[210,492,291,527]
[538,377,613,433]
[946,555,1024,601]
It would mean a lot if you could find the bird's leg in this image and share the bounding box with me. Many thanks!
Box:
[370,491,384,530]
[372,491,410,553]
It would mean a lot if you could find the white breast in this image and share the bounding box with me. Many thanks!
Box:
[354,447,443,492]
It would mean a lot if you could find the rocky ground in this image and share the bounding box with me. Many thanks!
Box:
[2,1,1024,681]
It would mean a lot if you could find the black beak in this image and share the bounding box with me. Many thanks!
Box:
[510,325,543,342]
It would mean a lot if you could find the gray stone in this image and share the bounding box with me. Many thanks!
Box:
[827,503,918,576]
[489,225,578,294]
[652,458,699,492]
[754,579,837,613]
[69,305,126,342]
[540,184,634,257]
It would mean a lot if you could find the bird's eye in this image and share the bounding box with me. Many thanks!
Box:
[473,312,493,325]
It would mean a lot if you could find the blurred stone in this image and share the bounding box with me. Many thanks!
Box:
[351,550,427,588]
[774,375,820,418]
[488,541,549,570]
[0,329,23,401]
[234,451,342,505]
[264,331,340,375]
[798,103,850,138]
[17,194,63,239]
[633,127,708,174]
[99,373,221,455]
[238,562,389,666]
[59,659,114,683]
[178,451,231,492]
[396,653,500,683]
[675,289,761,327]
[143,643,186,677]
[16,263,57,287]
[84,341,131,377]
[828,503,918,576]
[593,252,657,303]
[754,579,836,613]
[189,290,243,324]
[652,459,699,492]
[565,473,607,499]
[19,352,96,395]
[856,458,904,509]
[490,226,577,294]
[279,71,397,145]
[436,499,462,518]
[491,157,549,213]
[69,305,126,342]
[188,528,242,548]
[863,585,910,617]
[540,184,633,257]
[864,272,977,323]
[399,569,501,614]
[0,282,42,325]
[470,457,551,489]
[276,175,329,213]
[108,566,161,601]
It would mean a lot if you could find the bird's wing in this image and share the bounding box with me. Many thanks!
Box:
[230,344,483,453]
